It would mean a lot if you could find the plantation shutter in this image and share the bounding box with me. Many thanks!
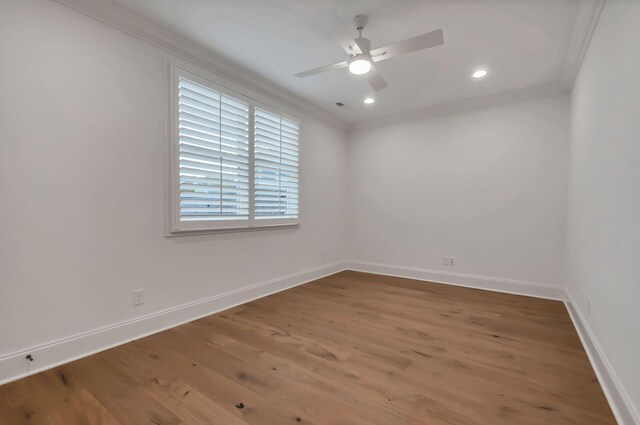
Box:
[254,108,300,219]
[177,77,250,222]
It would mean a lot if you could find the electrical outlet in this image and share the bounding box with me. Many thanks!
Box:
[442,256,454,266]
[450,257,455,266]
[132,289,144,306]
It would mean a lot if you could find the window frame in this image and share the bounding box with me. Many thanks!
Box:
[168,64,302,235]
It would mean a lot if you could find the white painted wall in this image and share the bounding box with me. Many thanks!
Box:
[1,3,637,420]
[567,0,640,420]
[347,95,569,287]
[0,0,347,359]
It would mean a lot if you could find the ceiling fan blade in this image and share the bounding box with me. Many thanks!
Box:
[371,29,444,62]
[329,10,362,55]
[367,66,389,91]
[294,60,349,78]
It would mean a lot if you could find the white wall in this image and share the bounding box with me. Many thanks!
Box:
[0,0,347,362]
[567,0,640,420]
[347,95,569,287]
[1,3,637,420]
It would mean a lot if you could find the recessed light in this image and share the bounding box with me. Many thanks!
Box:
[364,97,375,104]
[472,69,488,79]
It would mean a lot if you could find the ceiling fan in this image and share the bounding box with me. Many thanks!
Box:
[294,12,444,92]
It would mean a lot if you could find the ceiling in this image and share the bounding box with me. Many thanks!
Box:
[109,0,600,123]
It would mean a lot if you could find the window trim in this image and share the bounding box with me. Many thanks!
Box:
[168,64,302,236]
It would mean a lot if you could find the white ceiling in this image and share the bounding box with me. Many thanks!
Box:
[110,0,598,123]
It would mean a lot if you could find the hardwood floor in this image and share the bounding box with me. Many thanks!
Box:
[0,271,616,425]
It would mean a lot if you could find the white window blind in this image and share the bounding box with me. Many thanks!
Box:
[171,66,301,234]
[254,108,300,219]
[177,77,250,223]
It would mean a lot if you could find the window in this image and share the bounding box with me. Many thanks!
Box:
[254,108,299,219]
[170,67,301,233]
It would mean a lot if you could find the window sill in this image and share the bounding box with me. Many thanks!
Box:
[166,222,300,237]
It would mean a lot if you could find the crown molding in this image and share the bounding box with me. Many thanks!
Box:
[52,0,605,129]
[349,81,568,133]
[52,0,348,132]
[561,0,606,89]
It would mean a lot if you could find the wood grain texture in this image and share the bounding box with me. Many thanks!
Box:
[0,271,616,425]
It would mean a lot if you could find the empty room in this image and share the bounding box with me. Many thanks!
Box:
[1,0,639,424]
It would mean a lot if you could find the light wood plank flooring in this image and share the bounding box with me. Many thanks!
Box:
[0,271,616,425]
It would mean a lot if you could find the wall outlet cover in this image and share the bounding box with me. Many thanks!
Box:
[132,289,145,306]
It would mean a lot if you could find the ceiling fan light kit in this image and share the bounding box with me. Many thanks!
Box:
[294,12,444,95]
[348,54,372,75]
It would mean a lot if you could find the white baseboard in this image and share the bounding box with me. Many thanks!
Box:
[564,290,639,425]
[2,261,636,425]
[345,260,636,424]
[0,261,346,386]
[0,261,562,387]
[346,260,566,300]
